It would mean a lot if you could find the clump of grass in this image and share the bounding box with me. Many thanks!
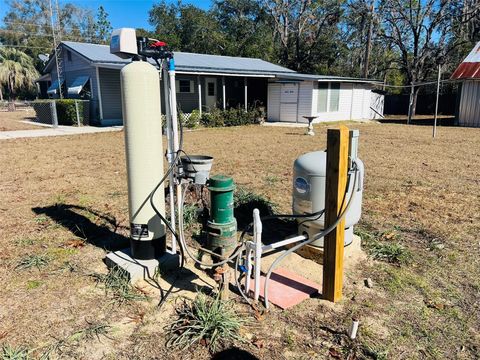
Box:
[92,266,147,303]
[356,226,411,265]
[26,280,42,290]
[42,321,111,358]
[264,175,279,186]
[167,292,245,352]
[367,241,411,265]
[16,254,50,270]
[1,344,31,359]
[234,187,276,227]
[183,203,200,229]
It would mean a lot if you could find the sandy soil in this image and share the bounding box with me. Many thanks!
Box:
[0,122,479,359]
[0,110,46,131]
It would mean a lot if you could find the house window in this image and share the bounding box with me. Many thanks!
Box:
[317,83,328,113]
[317,82,341,113]
[67,50,72,62]
[329,83,340,112]
[178,79,192,93]
[208,82,215,96]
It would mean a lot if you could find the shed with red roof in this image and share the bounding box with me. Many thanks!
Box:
[451,41,480,127]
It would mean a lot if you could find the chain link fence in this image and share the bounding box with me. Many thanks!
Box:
[31,100,90,127]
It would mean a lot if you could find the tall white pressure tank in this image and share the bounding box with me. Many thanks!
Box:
[121,61,166,259]
[292,150,364,247]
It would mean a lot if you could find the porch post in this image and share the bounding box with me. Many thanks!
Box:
[197,76,202,116]
[95,66,104,121]
[222,76,226,110]
[244,77,248,111]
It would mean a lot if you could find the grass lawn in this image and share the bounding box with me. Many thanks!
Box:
[0,110,46,131]
[0,122,479,359]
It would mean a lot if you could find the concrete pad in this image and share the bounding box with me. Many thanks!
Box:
[0,125,122,140]
[248,268,320,309]
[104,248,179,283]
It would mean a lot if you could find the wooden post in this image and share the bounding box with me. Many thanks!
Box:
[322,125,349,302]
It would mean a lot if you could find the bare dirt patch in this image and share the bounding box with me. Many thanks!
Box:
[0,110,45,131]
[0,122,479,359]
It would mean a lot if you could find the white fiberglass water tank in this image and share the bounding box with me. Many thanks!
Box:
[121,60,166,260]
[292,147,364,247]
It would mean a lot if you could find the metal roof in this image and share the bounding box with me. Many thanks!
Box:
[451,41,480,80]
[42,41,380,83]
[274,73,383,84]
[45,41,295,76]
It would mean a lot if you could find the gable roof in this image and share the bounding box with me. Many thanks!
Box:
[44,41,295,77]
[43,41,381,83]
[451,41,480,80]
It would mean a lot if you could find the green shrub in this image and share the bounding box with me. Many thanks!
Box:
[32,99,89,126]
[185,109,201,129]
[199,107,263,128]
[200,107,224,127]
[55,99,82,126]
[234,187,276,228]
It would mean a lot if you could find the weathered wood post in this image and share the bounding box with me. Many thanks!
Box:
[322,125,349,302]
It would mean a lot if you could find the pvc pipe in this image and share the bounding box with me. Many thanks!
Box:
[244,245,253,295]
[168,59,179,153]
[163,63,176,254]
[253,209,262,301]
[263,165,359,309]
[261,234,308,252]
[348,318,359,339]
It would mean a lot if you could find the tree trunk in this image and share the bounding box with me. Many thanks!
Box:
[412,86,420,117]
[363,3,374,78]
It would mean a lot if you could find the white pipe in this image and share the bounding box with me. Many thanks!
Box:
[168,59,180,254]
[348,318,359,339]
[163,63,176,254]
[253,209,262,301]
[168,59,179,153]
[261,234,308,252]
[244,244,253,295]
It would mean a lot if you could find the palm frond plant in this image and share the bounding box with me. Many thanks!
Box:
[0,47,39,111]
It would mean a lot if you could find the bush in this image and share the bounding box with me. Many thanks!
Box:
[32,99,89,126]
[182,109,200,129]
[55,99,85,126]
[200,107,224,127]
[199,106,263,128]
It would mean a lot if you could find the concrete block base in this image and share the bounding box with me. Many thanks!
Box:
[104,248,179,283]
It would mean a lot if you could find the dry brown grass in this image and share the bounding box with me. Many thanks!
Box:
[0,110,45,131]
[0,122,479,359]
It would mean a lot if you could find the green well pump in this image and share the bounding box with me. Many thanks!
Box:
[207,175,238,257]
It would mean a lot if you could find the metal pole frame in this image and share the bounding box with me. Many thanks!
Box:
[433,64,442,138]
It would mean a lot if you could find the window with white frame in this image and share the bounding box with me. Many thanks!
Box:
[176,79,194,93]
[317,82,341,113]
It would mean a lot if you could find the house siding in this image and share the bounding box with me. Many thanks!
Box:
[459,80,480,127]
[98,67,122,123]
[268,81,381,123]
[267,83,281,122]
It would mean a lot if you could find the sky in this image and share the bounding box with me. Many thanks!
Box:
[0,0,213,30]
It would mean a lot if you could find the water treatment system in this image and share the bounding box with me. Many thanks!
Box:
[109,28,364,309]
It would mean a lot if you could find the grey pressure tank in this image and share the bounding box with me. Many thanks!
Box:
[121,60,166,260]
[292,151,364,247]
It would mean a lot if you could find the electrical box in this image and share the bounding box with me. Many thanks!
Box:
[110,28,138,59]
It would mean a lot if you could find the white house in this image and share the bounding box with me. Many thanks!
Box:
[267,74,383,123]
[451,41,480,128]
[38,41,384,126]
